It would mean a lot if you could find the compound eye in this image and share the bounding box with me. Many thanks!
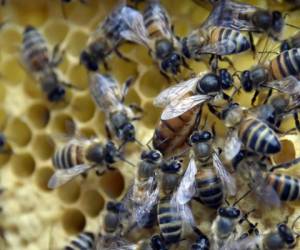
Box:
[218,207,226,216]
[150,150,161,161]
[199,131,212,141]
[190,132,201,143]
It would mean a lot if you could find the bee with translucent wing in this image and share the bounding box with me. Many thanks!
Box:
[152,69,235,156]
[48,137,123,189]
[80,2,139,71]
[120,0,188,80]
[89,73,142,145]
[22,26,75,102]
[188,130,236,209]
[122,149,162,229]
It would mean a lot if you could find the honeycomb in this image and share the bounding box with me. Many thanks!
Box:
[0,0,299,249]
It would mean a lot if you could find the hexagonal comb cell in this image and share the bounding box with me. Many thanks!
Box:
[34,166,54,191]
[31,134,55,160]
[71,94,95,123]
[80,189,105,217]
[6,118,32,147]
[98,169,125,199]
[62,208,86,234]
[11,153,35,178]
[26,103,50,129]
[57,181,81,204]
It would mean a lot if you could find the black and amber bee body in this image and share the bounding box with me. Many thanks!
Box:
[280,32,300,52]
[157,195,182,244]
[269,48,300,80]
[153,107,198,156]
[195,167,224,209]
[238,117,281,155]
[265,173,300,201]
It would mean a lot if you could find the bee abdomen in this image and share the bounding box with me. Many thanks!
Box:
[270,48,300,80]
[64,231,95,250]
[266,173,300,201]
[22,26,49,71]
[195,169,224,209]
[239,118,281,155]
[52,144,84,170]
[211,27,250,54]
[158,196,182,244]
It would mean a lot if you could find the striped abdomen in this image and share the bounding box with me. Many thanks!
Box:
[52,143,85,170]
[269,48,300,80]
[210,27,250,54]
[153,107,198,156]
[22,26,49,72]
[265,173,300,201]
[64,231,95,250]
[157,196,182,244]
[195,168,224,209]
[143,3,171,39]
[238,117,281,155]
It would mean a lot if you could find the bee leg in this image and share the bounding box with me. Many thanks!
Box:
[51,44,65,67]
[107,165,116,171]
[131,116,142,121]
[192,107,202,131]
[182,57,192,70]
[269,156,300,171]
[263,89,273,104]
[159,70,172,83]
[293,112,300,132]
[114,48,132,63]
[251,89,260,106]
[103,60,110,71]
[209,55,218,73]
[219,56,236,71]
[248,32,256,58]
[121,76,136,103]
[105,123,112,140]
[129,103,143,113]
[207,103,222,120]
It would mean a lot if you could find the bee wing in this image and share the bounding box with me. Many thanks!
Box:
[197,39,236,55]
[220,235,261,250]
[161,95,210,120]
[212,151,236,196]
[172,157,197,205]
[177,203,196,228]
[251,166,281,208]
[89,73,122,111]
[132,177,159,227]
[202,0,258,31]
[153,77,200,107]
[96,237,135,250]
[47,165,93,189]
[224,129,242,161]
[262,76,300,95]
[120,7,151,48]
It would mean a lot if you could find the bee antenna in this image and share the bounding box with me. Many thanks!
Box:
[269,156,300,171]
[225,199,230,206]
[233,188,252,207]
[292,215,300,238]
[119,156,135,167]
[286,23,300,30]
[145,136,153,150]
[135,138,144,148]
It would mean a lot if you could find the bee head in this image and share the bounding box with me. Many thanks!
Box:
[86,143,103,164]
[253,10,273,30]
[277,224,295,246]
[161,53,182,75]
[218,207,241,219]
[197,73,221,95]
[24,25,36,33]
[47,85,66,102]
[106,201,126,213]
[280,40,290,52]
[160,159,181,173]
[189,131,212,144]
[150,235,165,250]
[272,11,284,33]
[270,94,289,115]
[141,150,162,163]
[120,122,135,142]
[155,39,174,59]
[80,51,98,71]
[219,68,233,90]
[241,70,253,92]
[103,212,119,233]
[103,141,118,164]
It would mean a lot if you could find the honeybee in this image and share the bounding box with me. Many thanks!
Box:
[120,0,187,80]
[157,159,198,246]
[48,137,123,189]
[181,26,251,66]
[122,149,162,229]
[64,231,96,250]
[22,26,73,102]
[240,48,300,105]
[200,0,285,41]
[89,73,142,144]
[207,102,282,161]
[80,3,140,71]
[180,130,236,209]
[152,70,234,156]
